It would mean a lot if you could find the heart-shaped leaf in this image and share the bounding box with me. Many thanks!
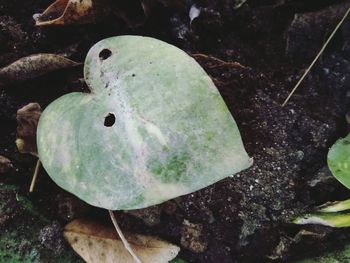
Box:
[37,36,252,210]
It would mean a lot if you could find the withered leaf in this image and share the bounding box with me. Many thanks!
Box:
[35,0,110,26]
[36,0,186,27]
[16,103,41,156]
[64,219,180,263]
[0,54,81,83]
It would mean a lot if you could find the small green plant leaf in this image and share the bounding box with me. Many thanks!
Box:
[37,36,252,210]
[317,199,350,212]
[294,212,350,228]
[328,133,350,189]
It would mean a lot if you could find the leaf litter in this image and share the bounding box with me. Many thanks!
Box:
[64,219,180,263]
[0,54,81,84]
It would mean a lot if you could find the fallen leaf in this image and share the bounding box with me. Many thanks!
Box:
[16,103,41,156]
[35,0,109,26]
[37,36,252,210]
[64,219,180,263]
[35,0,186,27]
[0,54,81,83]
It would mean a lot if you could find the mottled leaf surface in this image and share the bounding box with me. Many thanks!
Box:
[37,36,252,210]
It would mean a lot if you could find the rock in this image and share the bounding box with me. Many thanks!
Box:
[180,220,207,253]
[286,2,350,61]
[126,205,161,227]
[0,155,12,174]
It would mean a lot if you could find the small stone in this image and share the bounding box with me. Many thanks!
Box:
[0,155,13,174]
[180,220,207,253]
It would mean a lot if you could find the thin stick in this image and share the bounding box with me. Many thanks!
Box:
[282,5,350,107]
[192,53,247,69]
[29,159,41,193]
[108,210,142,263]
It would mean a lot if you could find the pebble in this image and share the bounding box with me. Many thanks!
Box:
[180,220,207,253]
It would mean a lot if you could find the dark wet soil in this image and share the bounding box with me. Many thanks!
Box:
[1,0,350,262]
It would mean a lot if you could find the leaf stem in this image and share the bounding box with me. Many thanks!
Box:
[282,5,350,107]
[108,210,142,263]
[29,159,41,193]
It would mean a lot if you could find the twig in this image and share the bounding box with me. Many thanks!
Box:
[282,5,350,107]
[108,210,142,263]
[29,159,41,193]
[192,53,247,69]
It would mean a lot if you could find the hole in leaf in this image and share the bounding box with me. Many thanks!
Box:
[99,49,112,60]
[104,113,115,127]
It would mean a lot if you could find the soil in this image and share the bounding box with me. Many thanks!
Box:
[1,0,350,262]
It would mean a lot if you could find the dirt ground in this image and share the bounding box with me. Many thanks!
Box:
[1,0,350,262]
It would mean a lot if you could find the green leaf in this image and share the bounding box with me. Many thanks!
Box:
[293,212,350,228]
[318,199,350,213]
[37,36,252,210]
[328,133,350,189]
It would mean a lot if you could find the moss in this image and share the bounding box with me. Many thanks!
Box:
[149,153,190,183]
[0,184,83,263]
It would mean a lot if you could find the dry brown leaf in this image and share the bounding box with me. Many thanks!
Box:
[64,219,180,263]
[35,0,186,27]
[16,103,41,156]
[35,0,110,26]
[0,54,81,83]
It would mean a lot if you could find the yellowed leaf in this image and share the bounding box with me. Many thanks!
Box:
[0,54,80,83]
[64,219,180,263]
[16,103,41,156]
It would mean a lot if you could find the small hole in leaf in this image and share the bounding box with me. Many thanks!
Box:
[132,73,136,77]
[99,49,112,60]
[104,113,115,127]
